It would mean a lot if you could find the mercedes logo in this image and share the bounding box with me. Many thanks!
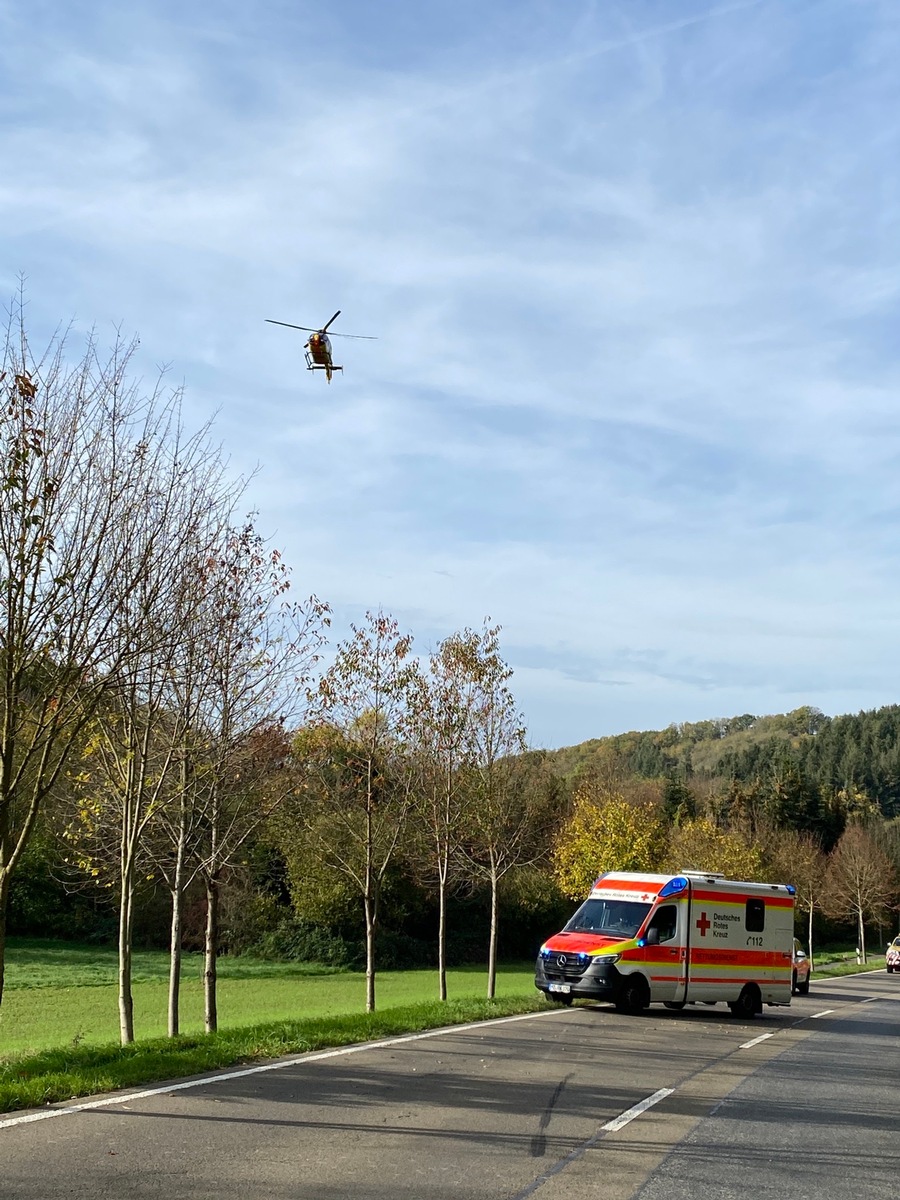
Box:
[558,955,567,965]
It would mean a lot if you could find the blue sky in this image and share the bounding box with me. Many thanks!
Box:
[2,0,899,749]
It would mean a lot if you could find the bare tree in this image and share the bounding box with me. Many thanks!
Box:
[148,504,244,1038]
[765,827,828,969]
[863,818,900,944]
[467,756,560,999]
[63,437,235,1043]
[63,693,176,1044]
[408,630,487,1001]
[186,522,328,1033]
[825,824,897,962]
[288,612,417,1013]
[0,300,227,1008]
[455,624,540,998]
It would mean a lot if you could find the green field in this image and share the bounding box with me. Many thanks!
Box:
[0,939,537,1056]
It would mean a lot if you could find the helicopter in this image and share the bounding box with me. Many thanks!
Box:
[265,310,376,382]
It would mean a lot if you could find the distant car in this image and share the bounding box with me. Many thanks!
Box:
[792,938,811,995]
[886,935,900,974]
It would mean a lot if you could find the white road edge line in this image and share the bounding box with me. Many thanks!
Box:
[601,1088,674,1132]
[739,1032,774,1049]
[810,1010,834,1019]
[0,1009,553,1133]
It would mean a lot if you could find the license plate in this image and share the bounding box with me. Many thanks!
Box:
[549,983,571,994]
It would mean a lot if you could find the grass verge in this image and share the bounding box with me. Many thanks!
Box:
[812,956,888,979]
[0,994,549,1116]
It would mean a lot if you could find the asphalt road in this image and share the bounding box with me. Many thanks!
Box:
[1,973,897,1200]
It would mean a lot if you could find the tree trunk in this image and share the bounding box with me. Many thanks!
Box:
[364,784,376,1013]
[204,875,219,1034]
[487,864,499,1000]
[0,792,12,1008]
[858,907,867,964]
[118,878,135,1045]
[364,891,376,1013]
[0,869,8,1009]
[168,887,183,1037]
[807,903,815,972]
[168,837,185,1038]
[437,878,447,1001]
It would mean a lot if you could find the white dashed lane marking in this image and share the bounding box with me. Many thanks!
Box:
[739,1033,774,1049]
[601,1088,675,1132]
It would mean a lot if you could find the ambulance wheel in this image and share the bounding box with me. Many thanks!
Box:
[791,970,798,994]
[797,977,810,995]
[663,1001,685,1010]
[615,975,649,1014]
[728,984,760,1018]
[888,965,894,974]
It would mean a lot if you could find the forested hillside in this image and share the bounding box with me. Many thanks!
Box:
[546,704,900,825]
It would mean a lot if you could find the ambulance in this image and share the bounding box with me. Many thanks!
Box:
[535,870,795,1016]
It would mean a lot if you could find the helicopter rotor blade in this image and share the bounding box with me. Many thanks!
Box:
[266,315,376,339]
[266,319,319,333]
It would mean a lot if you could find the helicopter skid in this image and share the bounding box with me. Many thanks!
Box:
[306,363,342,372]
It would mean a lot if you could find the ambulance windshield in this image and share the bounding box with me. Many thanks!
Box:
[563,898,652,938]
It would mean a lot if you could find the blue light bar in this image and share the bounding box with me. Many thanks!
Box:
[659,876,688,898]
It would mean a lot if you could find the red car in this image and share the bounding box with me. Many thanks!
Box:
[887,935,900,973]
[792,938,811,995]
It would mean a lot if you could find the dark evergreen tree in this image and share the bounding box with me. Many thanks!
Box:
[662,773,696,825]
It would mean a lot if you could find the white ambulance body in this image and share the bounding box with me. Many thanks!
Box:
[535,870,795,1016]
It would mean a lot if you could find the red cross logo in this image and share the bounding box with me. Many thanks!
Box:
[696,912,711,937]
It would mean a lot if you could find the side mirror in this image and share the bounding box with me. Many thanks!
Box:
[645,927,660,946]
